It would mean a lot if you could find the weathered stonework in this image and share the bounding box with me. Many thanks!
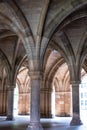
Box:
[0,1,87,129]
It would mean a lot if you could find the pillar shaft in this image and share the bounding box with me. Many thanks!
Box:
[6,87,14,120]
[26,72,43,130]
[30,79,40,121]
[70,82,82,125]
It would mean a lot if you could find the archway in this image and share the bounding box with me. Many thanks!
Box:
[51,84,55,118]
[79,69,87,125]
[16,66,30,116]
[42,48,72,118]
[52,63,72,117]
[13,84,19,116]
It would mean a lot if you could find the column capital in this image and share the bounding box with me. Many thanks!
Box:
[70,80,81,86]
[29,70,43,80]
[7,85,15,91]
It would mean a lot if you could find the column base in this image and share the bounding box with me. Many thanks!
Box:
[26,122,43,130]
[41,114,52,118]
[6,115,14,121]
[70,114,82,126]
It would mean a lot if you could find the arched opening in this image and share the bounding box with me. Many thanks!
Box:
[13,83,19,116]
[80,69,87,125]
[52,63,72,118]
[51,84,55,117]
[42,49,72,119]
[16,65,31,116]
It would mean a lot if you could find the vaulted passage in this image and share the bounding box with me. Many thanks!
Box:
[1,1,87,130]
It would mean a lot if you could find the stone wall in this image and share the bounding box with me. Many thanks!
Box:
[55,92,72,117]
[0,88,7,115]
[18,92,30,115]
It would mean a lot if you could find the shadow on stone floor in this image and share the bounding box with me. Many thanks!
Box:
[0,116,87,130]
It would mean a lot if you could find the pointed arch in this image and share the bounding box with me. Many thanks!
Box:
[0,48,11,85]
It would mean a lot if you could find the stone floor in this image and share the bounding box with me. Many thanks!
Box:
[0,116,87,130]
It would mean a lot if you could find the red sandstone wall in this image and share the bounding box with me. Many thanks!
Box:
[55,92,71,116]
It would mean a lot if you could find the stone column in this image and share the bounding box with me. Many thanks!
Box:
[26,71,43,130]
[6,86,14,120]
[70,82,82,125]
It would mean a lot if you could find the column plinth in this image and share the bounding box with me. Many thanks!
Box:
[6,115,14,120]
[26,122,43,130]
[70,113,82,125]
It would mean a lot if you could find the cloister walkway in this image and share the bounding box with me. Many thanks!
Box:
[0,116,87,130]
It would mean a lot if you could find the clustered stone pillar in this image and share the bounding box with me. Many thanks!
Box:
[26,71,43,130]
[6,86,14,120]
[70,82,82,125]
